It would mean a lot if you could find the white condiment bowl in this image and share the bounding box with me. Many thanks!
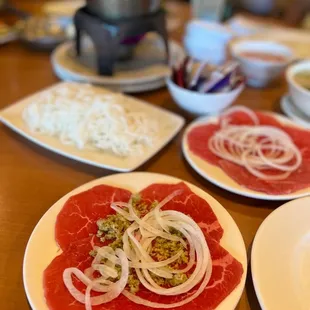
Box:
[286,60,310,117]
[231,40,294,88]
[166,77,244,116]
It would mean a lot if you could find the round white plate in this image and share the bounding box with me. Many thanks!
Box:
[182,113,310,200]
[251,196,310,310]
[281,94,310,129]
[51,34,184,92]
[23,172,247,310]
[53,61,167,93]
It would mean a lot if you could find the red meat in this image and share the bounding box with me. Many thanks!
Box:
[187,111,310,194]
[55,185,131,251]
[44,183,243,310]
[139,182,224,242]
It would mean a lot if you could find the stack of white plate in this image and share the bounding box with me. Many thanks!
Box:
[51,34,184,93]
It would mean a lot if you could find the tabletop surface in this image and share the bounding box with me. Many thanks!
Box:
[0,1,295,310]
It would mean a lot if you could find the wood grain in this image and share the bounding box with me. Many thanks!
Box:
[0,2,289,310]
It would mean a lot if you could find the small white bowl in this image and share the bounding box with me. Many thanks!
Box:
[231,40,294,88]
[286,60,310,117]
[166,78,244,116]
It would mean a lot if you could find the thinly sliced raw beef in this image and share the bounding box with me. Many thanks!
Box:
[44,236,111,310]
[44,183,243,310]
[139,182,224,242]
[44,226,243,310]
[220,159,310,195]
[55,185,131,250]
[187,111,310,194]
[125,238,243,310]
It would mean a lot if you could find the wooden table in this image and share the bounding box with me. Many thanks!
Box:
[0,2,289,310]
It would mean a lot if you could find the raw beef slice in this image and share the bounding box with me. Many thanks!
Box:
[44,228,243,310]
[187,111,310,194]
[139,182,224,242]
[55,185,131,251]
[44,183,243,310]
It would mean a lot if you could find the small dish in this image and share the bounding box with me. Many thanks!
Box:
[18,15,71,51]
[231,40,293,88]
[286,60,310,117]
[166,77,244,116]
[281,94,310,129]
[230,29,310,60]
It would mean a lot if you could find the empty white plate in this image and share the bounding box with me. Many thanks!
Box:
[281,94,310,129]
[252,196,310,310]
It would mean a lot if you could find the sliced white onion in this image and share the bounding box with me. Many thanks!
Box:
[63,190,212,309]
[153,190,183,233]
[110,202,134,221]
[122,261,212,308]
[208,107,302,181]
[220,105,259,127]
[126,197,185,244]
[63,248,129,310]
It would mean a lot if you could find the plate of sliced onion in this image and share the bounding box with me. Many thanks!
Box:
[0,82,184,172]
[23,172,247,310]
[182,106,310,200]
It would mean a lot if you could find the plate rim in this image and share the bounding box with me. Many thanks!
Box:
[229,30,310,60]
[280,94,310,129]
[22,171,247,310]
[52,62,167,93]
[182,111,310,201]
[251,196,310,310]
[51,38,184,86]
[0,82,185,172]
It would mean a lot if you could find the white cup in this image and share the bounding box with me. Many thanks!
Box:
[286,61,310,117]
[231,40,294,88]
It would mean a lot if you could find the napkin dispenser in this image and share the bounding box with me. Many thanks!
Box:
[184,20,233,65]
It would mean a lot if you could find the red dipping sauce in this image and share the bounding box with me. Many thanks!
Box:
[240,51,287,63]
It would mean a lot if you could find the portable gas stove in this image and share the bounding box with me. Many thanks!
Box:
[74,6,169,76]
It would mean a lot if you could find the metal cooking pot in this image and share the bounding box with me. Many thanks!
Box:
[86,0,161,20]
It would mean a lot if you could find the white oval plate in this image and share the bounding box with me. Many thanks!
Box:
[252,196,310,310]
[182,113,310,200]
[51,34,184,89]
[23,172,247,310]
